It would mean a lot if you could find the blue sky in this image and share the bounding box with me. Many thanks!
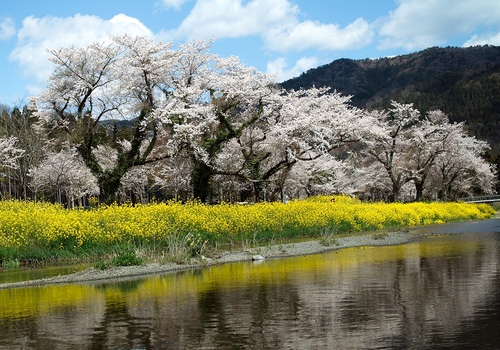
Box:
[1,0,500,107]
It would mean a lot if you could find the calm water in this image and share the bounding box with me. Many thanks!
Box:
[0,219,499,349]
[0,263,90,284]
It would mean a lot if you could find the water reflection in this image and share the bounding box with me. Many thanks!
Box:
[0,263,90,284]
[0,230,499,349]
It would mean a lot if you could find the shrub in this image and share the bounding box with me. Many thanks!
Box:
[94,251,143,270]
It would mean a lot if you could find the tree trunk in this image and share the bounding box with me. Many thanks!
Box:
[246,153,270,202]
[191,159,213,203]
[414,181,424,202]
[390,182,401,202]
[98,169,125,204]
[252,181,266,202]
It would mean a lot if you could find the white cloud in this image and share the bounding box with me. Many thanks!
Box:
[157,0,190,10]
[265,18,373,52]
[463,32,500,47]
[9,14,152,87]
[378,0,500,50]
[0,17,16,41]
[161,0,372,53]
[108,14,153,35]
[162,0,298,41]
[267,56,319,82]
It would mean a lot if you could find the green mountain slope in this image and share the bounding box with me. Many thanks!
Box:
[281,45,500,153]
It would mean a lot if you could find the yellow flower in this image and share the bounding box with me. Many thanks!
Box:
[0,197,494,253]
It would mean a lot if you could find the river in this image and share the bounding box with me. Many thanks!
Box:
[0,219,499,349]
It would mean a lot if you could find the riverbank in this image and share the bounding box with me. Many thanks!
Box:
[0,230,422,289]
[1,199,494,270]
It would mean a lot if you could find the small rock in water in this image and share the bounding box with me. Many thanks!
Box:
[252,254,265,261]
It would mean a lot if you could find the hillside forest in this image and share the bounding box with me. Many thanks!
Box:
[282,46,500,152]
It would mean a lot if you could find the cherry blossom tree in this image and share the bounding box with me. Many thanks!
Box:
[149,156,192,201]
[34,36,282,203]
[119,165,150,204]
[0,106,45,199]
[213,87,373,201]
[0,137,23,174]
[279,156,353,199]
[156,47,279,202]
[31,35,496,204]
[351,160,394,201]
[0,136,25,199]
[363,102,422,202]
[0,114,25,197]
[403,110,456,201]
[34,35,177,203]
[29,148,99,206]
[362,102,496,201]
[430,126,496,200]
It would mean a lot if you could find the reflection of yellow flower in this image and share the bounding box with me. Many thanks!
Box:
[0,198,495,252]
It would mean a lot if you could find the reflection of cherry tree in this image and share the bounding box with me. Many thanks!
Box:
[29,148,99,206]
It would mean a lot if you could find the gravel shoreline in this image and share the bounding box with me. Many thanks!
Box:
[0,231,422,289]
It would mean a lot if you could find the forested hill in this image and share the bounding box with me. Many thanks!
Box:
[281,45,500,153]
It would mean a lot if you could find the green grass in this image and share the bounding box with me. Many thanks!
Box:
[94,251,144,270]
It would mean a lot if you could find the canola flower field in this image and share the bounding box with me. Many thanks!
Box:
[0,196,495,265]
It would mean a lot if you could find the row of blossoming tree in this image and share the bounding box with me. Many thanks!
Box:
[0,35,496,205]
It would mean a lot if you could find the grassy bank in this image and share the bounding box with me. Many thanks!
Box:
[0,196,495,268]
